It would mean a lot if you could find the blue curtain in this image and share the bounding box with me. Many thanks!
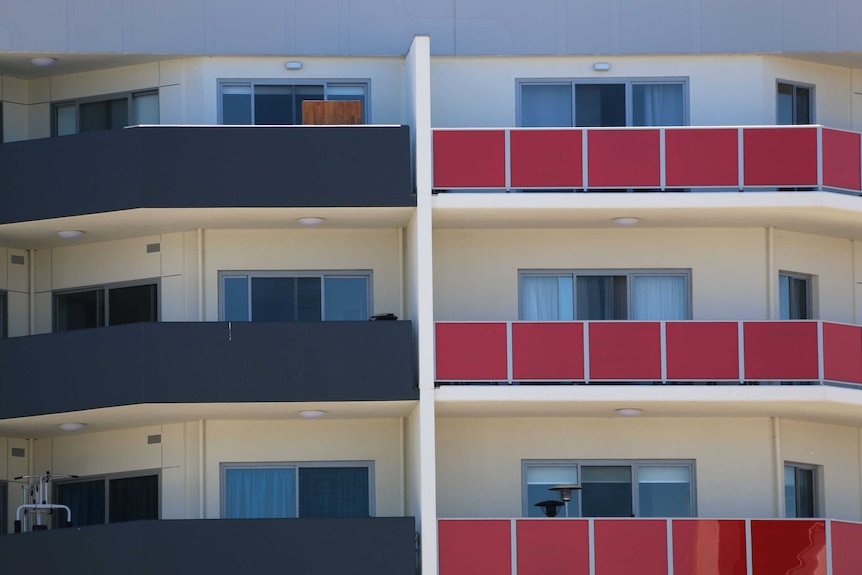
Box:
[299,467,369,518]
[224,468,296,519]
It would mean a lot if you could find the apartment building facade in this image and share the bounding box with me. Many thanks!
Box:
[1,1,862,574]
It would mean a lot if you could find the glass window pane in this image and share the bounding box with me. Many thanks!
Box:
[575,84,626,127]
[522,276,574,320]
[633,84,684,126]
[796,467,816,517]
[785,464,798,517]
[55,103,77,136]
[638,466,692,517]
[108,284,157,326]
[298,467,369,518]
[224,468,296,518]
[108,98,129,129]
[131,91,159,124]
[224,277,250,321]
[577,276,627,320]
[525,465,579,518]
[777,83,794,125]
[521,84,573,127]
[222,84,252,125]
[0,482,5,534]
[631,275,687,320]
[254,85,294,125]
[79,101,109,132]
[581,466,632,517]
[324,277,369,320]
[56,290,104,331]
[251,277,297,321]
[795,87,811,124]
[56,480,106,527]
[779,274,791,320]
[109,475,158,523]
[779,274,809,320]
[295,85,325,124]
[297,277,322,321]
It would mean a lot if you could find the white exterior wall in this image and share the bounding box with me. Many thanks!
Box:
[435,416,862,521]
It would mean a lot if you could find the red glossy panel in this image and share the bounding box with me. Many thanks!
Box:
[438,520,511,575]
[673,520,747,575]
[433,130,506,188]
[588,130,661,188]
[822,128,862,191]
[510,130,583,188]
[822,322,862,384]
[742,322,819,380]
[435,323,508,381]
[743,127,818,186]
[512,322,585,380]
[516,520,590,575]
[831,521,862,575]
[666,322,740,380]
[750,520,826,575]
[594,520,667,575]
[589,322,662,380]
[665,129,739,187]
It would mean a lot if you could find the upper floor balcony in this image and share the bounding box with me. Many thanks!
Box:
[432,125,861,195]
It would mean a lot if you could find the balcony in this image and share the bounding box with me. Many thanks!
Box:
[0,517,416,575]
[435,321,862,385]
[0,124,413,225]
[439,517,858,575]
[0,321,417,419]
[433,125,861,194]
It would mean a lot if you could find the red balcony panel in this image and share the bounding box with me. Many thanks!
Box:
[516,520,590,575]
[594,519,668,575]
[665,129,739,188]
[435,323,508,380]
[743,322,819,380]
[510,130,583,188]
[588,130,661,188]
[438,520,511,575]
[512,322,585,380]
[589,322,662,380]
[672,520,747,575]
[666,322,740,380]
[750,520,826,575]
[743,127,818,187]
[831,521,862,575]
[822,128,862,191]
[433,130,506,188]
[822,322,862,384]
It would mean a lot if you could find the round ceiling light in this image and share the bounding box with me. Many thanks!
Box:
[298,410,326,419]
[57,230,84,239]
[58,423,86,432]
[615,408,642,417]
[297,217,325,226]
[30,57,57,67]
[613,217,640,227]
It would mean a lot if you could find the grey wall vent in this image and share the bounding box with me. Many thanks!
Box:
[146,243,160,254]
[10,447,25,457]
[10,255,25,265]
[147,434,162,445]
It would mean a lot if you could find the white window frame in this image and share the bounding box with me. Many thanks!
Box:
[53,279,161,332]
[776,80,815,125]
[784,461,820,518]
[522,459,697,518]
[778,271,815,320]
[516,77,690,127]
[53,469,161,526]
[219,460,376,518]
[51,89,159,136]
[217,79,371,124]
[518,269,692,320]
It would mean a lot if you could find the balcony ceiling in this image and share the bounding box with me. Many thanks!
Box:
[432,192,862,240]
[0,52,182,78]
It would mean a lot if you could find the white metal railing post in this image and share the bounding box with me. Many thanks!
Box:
[582,130,590,191]
[826,519,833,575]
[738,128,745,191]
[588,519,596,575]
[660,321,668,383]
[507,322,514,383]
[511,518,518,575]
[817,126,824,191]
[666,519,674,575]
[660,128,667,191]
[818,321,825,383]
[738,321,746,383]
[505,129,512,192]
[745,519,753,575]
[583,322,591,383]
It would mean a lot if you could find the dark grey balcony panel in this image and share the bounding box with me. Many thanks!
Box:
[0,321,416,419]
[0,125,413,224]
[0,517,416,575]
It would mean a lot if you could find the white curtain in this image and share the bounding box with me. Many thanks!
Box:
[522,276,573,320]
[633,84,684,127]
[631,275,687,320]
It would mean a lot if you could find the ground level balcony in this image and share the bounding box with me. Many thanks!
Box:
[433,125,861,194]
[0,517,416,575]
[0,320,416,421]
[439,517,859,575]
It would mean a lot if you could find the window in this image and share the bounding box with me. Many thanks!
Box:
[519,270,690,321]
[220,272,371,322]
[54,281,159,332]
[519,79,687,127]
[785,463,818,518]
[54,472,159,527]
[219,81,368,125]
[0,291,7,339]
[523,460,695,518]
[779,272,812,320]
[221,462,373,519]
[0,481,6,534]
[777,82,813,125]
[52,90,159,136]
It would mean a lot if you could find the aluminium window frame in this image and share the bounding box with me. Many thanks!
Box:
[53,469,162,526]
[217,78,372,125]
[515,77,690,127]
[51,88,160,136]
[776,79,816,125]
[52,278,161,332]
[521,458,697,518]
[219,460,376,519]
[784,461,820,518]
[517,268,692,320]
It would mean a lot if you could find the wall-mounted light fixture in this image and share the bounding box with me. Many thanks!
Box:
[285,61,303,71]
[593,62,611,72]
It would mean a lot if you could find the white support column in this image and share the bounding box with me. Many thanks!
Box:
[773,417,785,518]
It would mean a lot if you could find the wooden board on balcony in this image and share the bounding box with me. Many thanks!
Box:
[302,100,363,125]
